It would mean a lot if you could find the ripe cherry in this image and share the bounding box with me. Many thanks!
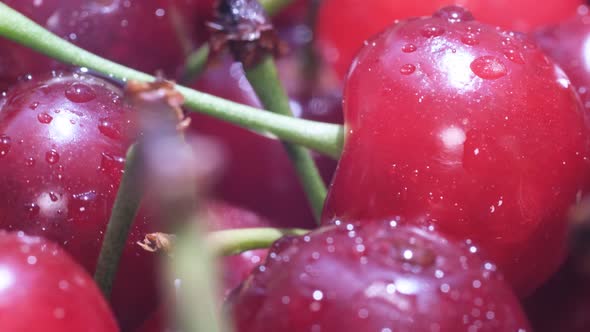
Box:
[0,71,158,330]
[316,0,583,78]
[189,59,340,228]
[322,6,590,296]
[227,221,531,331]
[0,231,118,331]
[0,0,206,84]
[534,5,590,112]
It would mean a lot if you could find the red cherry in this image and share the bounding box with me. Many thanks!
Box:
[0,0,207,84]
[227,221,531,331]
[0,71,158,330]
[0,231,118,331]
[322,7,590,296]
[316,0,583,78]
[534,5,590,112]
[189,59,340,228]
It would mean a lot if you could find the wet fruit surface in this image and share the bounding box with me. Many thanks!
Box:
[0,231,118,331]
[227,221,531,331]
[534,5,590,112]
[0,0,205,84]
[323,7,590,296]
[0,71,157,330]
[316,0,583,78]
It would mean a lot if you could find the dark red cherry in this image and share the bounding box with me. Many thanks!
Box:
[189,59,341,228]
[0,231,118,331]
[0,0,207,83]
[227,221,531,331]
[534,5,590,112]
[322,7,590,296]
[316,0,583,78]
[0,71,158,330]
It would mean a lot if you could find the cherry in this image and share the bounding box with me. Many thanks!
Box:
[0,0,207,84]
[322,6,590,297]
[189,59,341,228]
[316,0,583,78]
[0,71,158,330]
[534,5,590,112]
[0,231,118,331]
[227,220,531,331]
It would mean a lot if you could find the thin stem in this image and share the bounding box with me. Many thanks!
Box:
[207,227,309,256]
[246,56,326,223]
[94,144,142,298]
[180,43,210,84]
[0,3,344,159]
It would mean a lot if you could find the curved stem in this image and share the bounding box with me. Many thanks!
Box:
[246,56,326,223]
[207,227,309,256]
[0,3,344,159]
[94,144,142,298]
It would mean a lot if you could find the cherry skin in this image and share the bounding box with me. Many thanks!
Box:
[322,6,590,296]
[534,5,590,112]
[0,231,118,331]
[189,59,340,228]
[0,71,158,330]
[316,0,583,78]
[0,0,207,84]
[227,220,531,331]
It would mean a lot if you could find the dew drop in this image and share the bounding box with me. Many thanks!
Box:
[99,152,125,179]
[401,43,416,53]
[45,149,60,164]
[98,118,123,140]
[502,47,525,64]
[421,24,445,38]
[49,192,59,202]
[0,135,11,157]
[470,56,507,79]
[433,6,474,23]
[400,64,416,75]
[461,34,479,46]
[25,157,36,167]
[29,102,39,110]
[65,83,96,103]
[37,112,53,124]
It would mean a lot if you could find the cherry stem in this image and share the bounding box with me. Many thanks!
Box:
[94,144,143,298]
[170,221,229,332]
[207,227,309,256]
[245,56,326,223]
[180,43,210,84]
[0,3,344,159]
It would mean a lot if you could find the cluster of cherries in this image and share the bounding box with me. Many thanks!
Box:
[1,0,590,331]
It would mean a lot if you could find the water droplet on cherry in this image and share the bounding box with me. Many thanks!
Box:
[65,83,96,103]
[37,112,53,124]
[402,43,417,53]
[98,118,122,140]
[45,149,60,164]
[421,24,445,38]
[433,6,475,23]
[470,56,507,79]
[0,135,11,157]
[400,64,416,75]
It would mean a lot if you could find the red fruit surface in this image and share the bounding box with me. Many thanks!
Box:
[316,0,583,78]
[228,221,531,331]
[534,5,590,111]
[0,71,158,330]
[0,231,118,331]
[189,60,340,228]
[322,6,590,296]
[1,0,206,84]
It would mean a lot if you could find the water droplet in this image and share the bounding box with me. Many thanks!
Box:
[98,118,122,140]
[400,64,416,75]
[421,24,445,38]
[25,157,36,167]
[45,149,60,164]
[433,6,474,23]
[49,192,59,202]
[461,34,479,45]
[37,112,53,124]
[502,47,525,64]
[401,43,416,53]
[29,102,39,110]
[24,203,40,218]
[65,83,96,103]
[470,56,507,79]
[99,152,125,179]
[0,135,11,157]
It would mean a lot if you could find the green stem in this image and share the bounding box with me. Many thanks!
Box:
[180,43,210,84]
[94,145,142,298]
[207,227,309,256]
[0,3,344,159]
[246,56,326,223]
[260,0,294,16]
